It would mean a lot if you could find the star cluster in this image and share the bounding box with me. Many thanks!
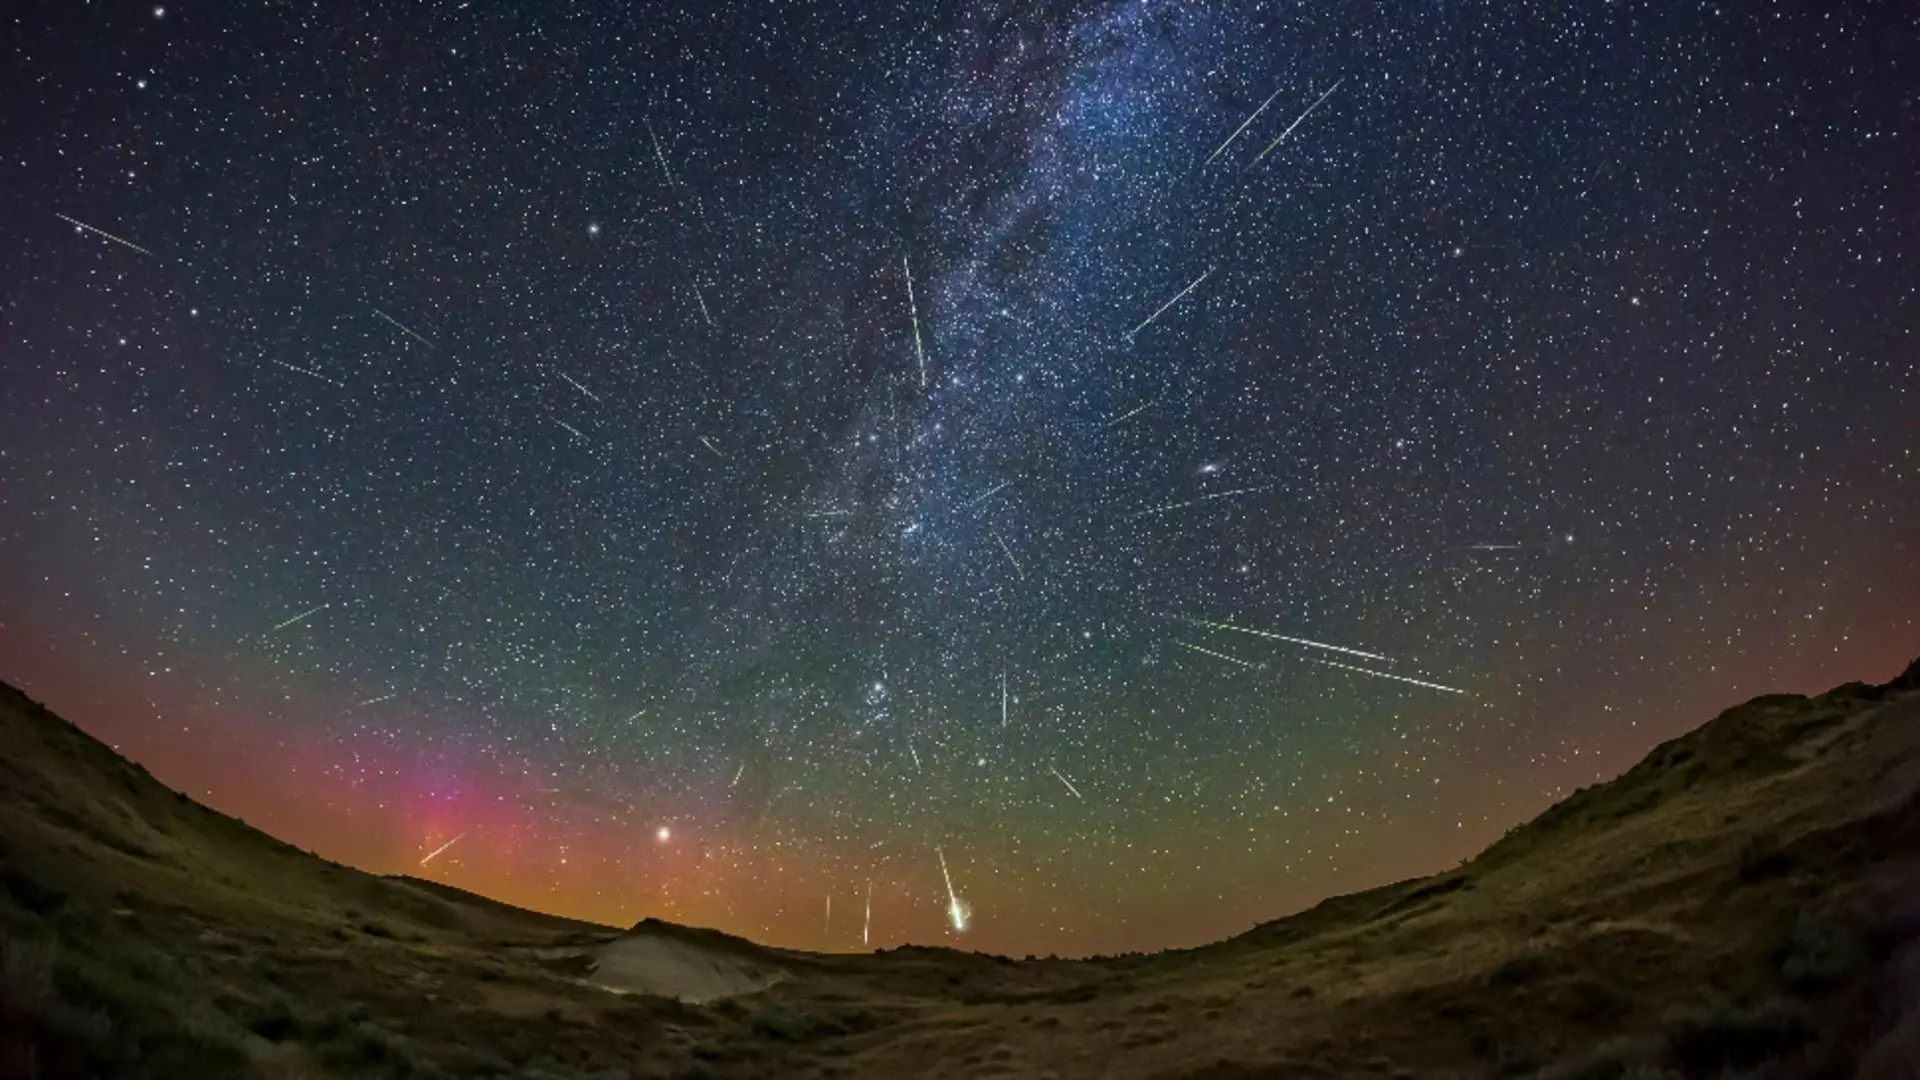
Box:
[0,2,1913,956]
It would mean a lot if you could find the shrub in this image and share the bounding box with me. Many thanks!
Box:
[1735,832,1793,881]
[1,869,67,916]
[1661,995,1813,1074]
[1776,911,1869,994]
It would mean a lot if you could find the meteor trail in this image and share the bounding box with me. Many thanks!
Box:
[419,832,467,867]
[1204,85,1286,166]
[1129,484,1269,519]
[270,603,327,632]
[55,213,155,257]
[694,283,716,328]
[270,359,345,388]
[646,120,677,188]
[1251,80,1344,165]
[903,255,927,388]
[825,894,832,935]
[1128,269,1211,338]
[557,419,589,442]
[557,371,601,402]
[964,480,1012,507]
[863,881,872,946]
[1174,639,1264,670]
[356,693,395,707]
[994,532,1024,579]
[699,435,725,458]
[1315,658,1468,696]
[732,761,746,787]
[906,735,923,772]
[1048,764,1083,800]
[935,847,968,933]
[624,709,648,723]
[370,308,436,349]
[1001,669,1009,728]
[1183,617,1394,664]
[1101,400,1154,428]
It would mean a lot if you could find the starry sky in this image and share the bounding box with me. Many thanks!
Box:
[1,1,1915,957]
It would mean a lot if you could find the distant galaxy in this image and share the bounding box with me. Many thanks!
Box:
[0,2,1913,957]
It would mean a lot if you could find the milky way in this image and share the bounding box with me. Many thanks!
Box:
[1,2,1914,955]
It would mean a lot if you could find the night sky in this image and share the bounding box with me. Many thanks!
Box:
[1,1,1915,957]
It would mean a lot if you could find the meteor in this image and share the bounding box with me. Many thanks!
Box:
[1128,269,1211,338]
[646,120,677,188]
[699,435,725,458]
[694,283,716,328]
[419,832,467,867]
[1048,763,1083,800]
[1174,639,1264,670]
[1204,85,1286,166]
[370,307,436,349]
[557,371,601,403]
[732,761,746,787]
[935,847,969,933]
[1251,79,1344,165]
[1314,657,1468,696]
[1128,484,1269,519]
[903,255,927,387]
[994,532,1024,579]
[1001,669,1009,728]
[270,359,345,388]
[863,881,872,946]
[1100,400,1154,428]
[1182,617,1394,664]
[54,212,154,257]
[356,692,395,707]
[557,419,590,442]
[270,603,328,632]
[964,480,1012,507]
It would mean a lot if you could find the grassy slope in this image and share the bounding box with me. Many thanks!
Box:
[2,662,1917,1079]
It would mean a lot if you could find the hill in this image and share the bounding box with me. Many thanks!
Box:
[2,663,1918,1079]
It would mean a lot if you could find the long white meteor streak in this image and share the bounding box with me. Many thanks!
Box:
[1185,617,1394,664]
[1314,657,1468,696]
[55,213,155,257]
[1175,639,1264,670]
[699,435,725,458]
[271,359,345,388]
[1129,484,1269,519]
[732,761,746,787]
[356,693,396,707]
[371,308,436,349]
[964,480,1011,507]
[557,419,589,442]
[557,371,601,402]
[994,532,1024,579]
[271,603,328,632]
[1128,269,1211,338]
[863,881,872,946]
[419,832,467,866]
[646,120,677,188]
[1101,400,1154,428]
[1001,669,1009,728]
[694,283,716,328]
[903,255,927,387]
[935,847,968,933]
[1252,79,1344,165]
[1205,85,1286,166]
[1048,764,1083,800]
